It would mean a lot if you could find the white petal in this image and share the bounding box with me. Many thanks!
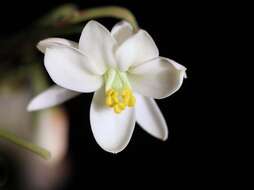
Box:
[111,21,134,45]
[135,94,168,140]
[90,88,135,153]
[44,46,103,93]
[128,57,186,99]
[40,40,102,75]
[115,29,159,71]
[37,38,78,53]
[27,85,80,111]
[79,20,117,72]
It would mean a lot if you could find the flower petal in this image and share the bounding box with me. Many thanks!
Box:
[37,38,78,53]
[135,94,168,140]
[44,46,103,93]
[128,57,186,99]
[79,20,117,72]
[90,87,136,153]
[115,29,159,71]
[27,85,80,111]
[111,21,134,45]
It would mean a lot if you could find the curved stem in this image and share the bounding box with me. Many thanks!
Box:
[0,128,51,160]
[72,6,139,31]
[38,5,139,32]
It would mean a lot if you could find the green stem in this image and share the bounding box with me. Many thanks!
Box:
[0,128,51,160]
[38,5,139,32]
[72,6,139,31]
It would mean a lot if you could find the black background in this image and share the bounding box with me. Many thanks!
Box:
[0,0,237,189]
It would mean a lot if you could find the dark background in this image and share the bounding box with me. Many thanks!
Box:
[0,0,238,189]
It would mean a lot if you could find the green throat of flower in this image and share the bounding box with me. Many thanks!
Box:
[104,69,136,114]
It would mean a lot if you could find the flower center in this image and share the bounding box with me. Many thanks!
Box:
[104,69,136,114]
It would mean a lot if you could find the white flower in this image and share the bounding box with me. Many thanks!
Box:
[28,20,187,153]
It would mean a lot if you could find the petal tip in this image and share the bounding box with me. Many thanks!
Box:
[183,71,188,79]
[99,144,127,154]
[162,133,168,141]
[36,38,54,52]
[154,128,169,141]
[86,20,102,28]
[168,58,187,72]
[27,98,42,112]
[36,41,46,53]
[27,101,35,112]
[155,128,168,141]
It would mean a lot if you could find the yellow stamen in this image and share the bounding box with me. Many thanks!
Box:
[105,96,114,107]
[112,91,119,104]
[118,102,126,110]
[113,104,122,114]
[106,89,114,96]
[128,95,136,107]
[105,88,136,114]
[122,89,130,97]
[123,95,130,105]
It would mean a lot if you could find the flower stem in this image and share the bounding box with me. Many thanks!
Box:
[0,128,51,160]
[38,5,139,32]
[72,6,139,31]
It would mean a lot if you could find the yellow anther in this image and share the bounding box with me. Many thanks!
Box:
[128,95,136,107]
[123,95,130,105]
[106,89,114,96]
[105,88,136,113]
[112,92,119,104]
[105,96,114,107]
[122,89,130,97]
[112,90,118,96]
[113,104,122,114]
[118,102,126,110]
[122,89,131,104]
